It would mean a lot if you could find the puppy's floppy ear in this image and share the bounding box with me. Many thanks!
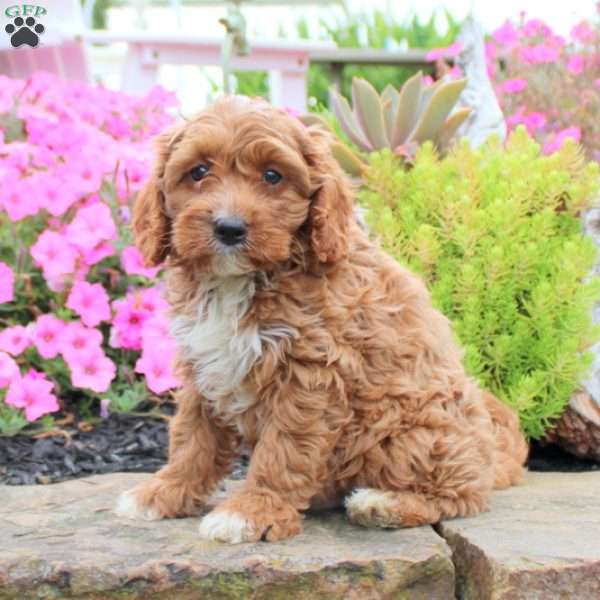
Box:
[132,177,170,266]
[303,126,354,264]
[132,129,181,266]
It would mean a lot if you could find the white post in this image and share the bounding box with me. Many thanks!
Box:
[269,69,307,113]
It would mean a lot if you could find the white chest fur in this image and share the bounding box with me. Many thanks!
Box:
[170,275,295,418]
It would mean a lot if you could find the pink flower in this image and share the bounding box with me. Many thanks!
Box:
[543,127,581,155]
[492,21,519,46]
[121,246,161,278]
[36,173,80,217]
[139,286,169,313]
[0,178,41,221]
[32,314,66,359]
[521,19,553,38]
[66,203,116,254]
[60,321,103,362]
[141,313,171,348]
[596,79,600,90]
[500,78,528,94]
[0,325,31,356]
[570,22,595,44]
[567,55,585,75]
[68,347,116,393]
[522,112,547,134]
[519,44,560,65]
[426,41,463,62]
[5,370,59,421]
[0,261,14,304]
[111,299,150,350]
[66,281,111,327]
[30,230,78,280]
[0,351,19,388]
[136,345,180,394]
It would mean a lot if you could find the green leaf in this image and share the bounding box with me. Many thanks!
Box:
[391,70,423,147]
[410,79,467,144]
[329,87,373,150]
[351,78,389,149]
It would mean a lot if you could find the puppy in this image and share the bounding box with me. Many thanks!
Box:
[115,96,528,543]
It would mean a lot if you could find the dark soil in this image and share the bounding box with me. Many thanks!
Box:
[0,412,596,485]
[528,440,600,472]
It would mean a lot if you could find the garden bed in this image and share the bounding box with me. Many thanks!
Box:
[0,407,596,486]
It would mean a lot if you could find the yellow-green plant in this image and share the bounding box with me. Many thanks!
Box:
[361,127,600,439]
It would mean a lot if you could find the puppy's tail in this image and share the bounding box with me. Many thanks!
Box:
[483,392,529,489]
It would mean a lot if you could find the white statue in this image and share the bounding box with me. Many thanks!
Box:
[454,17,507,148]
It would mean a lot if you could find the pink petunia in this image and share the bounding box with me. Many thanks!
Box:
[136,345,181,394]
[522,112,547,135]
[110,299,150,351]
[500,78,527,94]
[567,55,585,76]
[66,280,111,327]
[425,41,463,62]
[0,351,19,388]
[121,246,161,278]
[32,314,66,359]
[68,347,116,393]
[66,203,117,254]
[36,173,81,217]
[0,261,14,304]
[519,44,560,65]
[570,22,595,44]
[492,21,519,46]
[5,370,59,421]
[30,230,78,281]
[543,127,582,155]
[0,177,41,221]
[60,321,103,363]
[0,325,31,356]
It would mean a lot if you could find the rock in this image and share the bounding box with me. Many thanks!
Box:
[0,473,453,599]
[437,471,600,600]
[545,392,600,462]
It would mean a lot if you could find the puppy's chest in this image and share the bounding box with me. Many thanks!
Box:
[170,275,295,421]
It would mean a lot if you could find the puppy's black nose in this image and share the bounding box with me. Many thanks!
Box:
[213,216,247,246]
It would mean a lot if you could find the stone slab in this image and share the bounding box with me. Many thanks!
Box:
[438,471,600,600]
[0,473,454,599]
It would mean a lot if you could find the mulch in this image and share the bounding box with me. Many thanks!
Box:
[0,411,596,486]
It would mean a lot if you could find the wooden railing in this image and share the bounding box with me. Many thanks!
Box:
[309,48,435,90]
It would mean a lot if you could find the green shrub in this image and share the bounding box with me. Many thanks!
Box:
[360,127,600,439]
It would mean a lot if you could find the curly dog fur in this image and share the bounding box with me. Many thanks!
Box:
[116,96,528,543]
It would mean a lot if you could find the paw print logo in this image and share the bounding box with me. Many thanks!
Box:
[5,16,45,48]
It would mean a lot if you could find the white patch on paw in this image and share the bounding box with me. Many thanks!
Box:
[345,488,397,526]
[198,510,255,544]
[114,490,161,521]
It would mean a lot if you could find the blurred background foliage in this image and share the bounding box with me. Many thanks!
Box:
[233,3,463,106]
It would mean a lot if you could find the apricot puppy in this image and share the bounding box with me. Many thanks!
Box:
[115,96,528,543]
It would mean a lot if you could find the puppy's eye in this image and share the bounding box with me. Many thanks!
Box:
[190,164,210,181]
[263,169,282,185]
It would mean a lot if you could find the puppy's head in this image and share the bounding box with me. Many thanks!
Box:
[132,96,353,276]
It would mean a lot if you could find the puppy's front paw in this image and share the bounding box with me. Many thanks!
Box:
[115,489,161,521]
[198,510,256,544]
[198,489,302,543]
[114,476,204,520]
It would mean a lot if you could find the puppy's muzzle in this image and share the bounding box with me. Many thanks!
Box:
[214,216,247,247]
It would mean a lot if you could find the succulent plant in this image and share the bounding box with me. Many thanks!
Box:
[327,72,472,175]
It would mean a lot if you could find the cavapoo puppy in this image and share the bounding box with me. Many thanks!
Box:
[115,96,528,543]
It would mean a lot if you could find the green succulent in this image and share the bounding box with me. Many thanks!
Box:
[328,73,472,175]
